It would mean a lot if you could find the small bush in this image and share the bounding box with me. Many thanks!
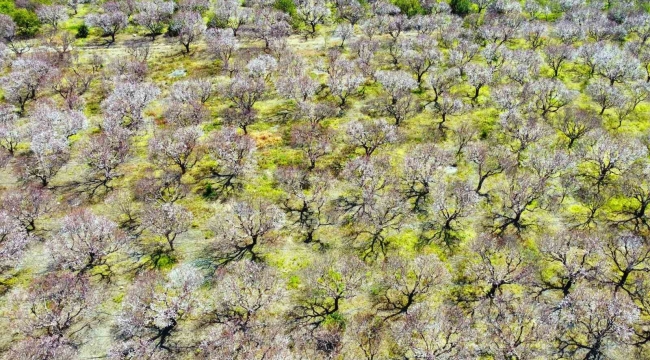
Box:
[207,13,228,29]
[167,21,181,37]
[274,0,296,17]
[9,8,41,37]
[76,23,89,38]
[392,0,422,17]
[450,0,471,16]
[202,183,216,200]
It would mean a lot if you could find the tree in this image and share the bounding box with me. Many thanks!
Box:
[0,210,31,282]
[335,158,390,220]
[295,100,338,125]
[275,56,320,102]
[247,8,292,49]
[351,39,380,77]
[346,119,398,156]
[492,84,524,111]
[627,41,650,83]
[577,41,602,79]
[246,54,278,80]
[198,259,287,358]
[450,120,478,158]
[0,105,20,156]
[613,82,650,128]
[333,0,364,25]
[373,254,450,320]
[534,231,600,298]
[205,127,257,194]
[16,120,71,187]
[142,203,193,251]
[105,56,149,83]
[1,186,55,234]
[373,70,418,126]
[170,11,206,53]
[465,142,514,197]
[448,40,480,74]
[598,233,650,295]
[460,236,531,301]
[0,14,31,55]
[102,81,160,131]
[625,13,650,43]
[465,63,493,103]
[0,14,16,43]
[342,313,386,360]
[288,255,365,329]
[212,0,251,36]
[522,20,547,50]
[501,49,543,85]
[346,188,406,260]
[29,99,86,139]
[402,35,441,86]
[385,14,409,42]
[333,23,354,48]
[610,165,650,232]
[1,58,56,114]
[594,44,643,86]
[578,132,647,190]
[135,169,189,205]
[327,57,365,108]
[294,0,330,38]
[76,128,130,197]
[205,259,283,330]
[569,186,608,230]
[489,173,549,235]
[409,14,436,34]
[205,28,238,72]
[63,0,82,15]
[390,303,472,359]
[220,73,266,134]
[431,95,465,132]
[86,4,128,45]
[474,294,550,359]
[112,265,202,355]
[208,198,284,265]
[478,13,525,48]
[401,143,454,212]
[498,111,550,159]
[525,78,576,117]
[386,37,410,67]
[124,41,151,61]
[148,126,203,175]
[40,29,77,66]
[50,208,129,277]
[52,67,95,110]
[420,179,478,249]
[552,107,600,148]
[426,67,460,104]
[36,5,69,29]
[290,122,333,171]
[586,79,626,115]
[276,167,333,245]
[549,286,639,359]
[199,259,287,358]
[8,273,97,358]
[543,44,575,78]
[164,79,213,127]
[134,0,175,40]
[179,0,210,13]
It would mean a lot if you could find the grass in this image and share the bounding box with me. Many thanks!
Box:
[5,1,650,357]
